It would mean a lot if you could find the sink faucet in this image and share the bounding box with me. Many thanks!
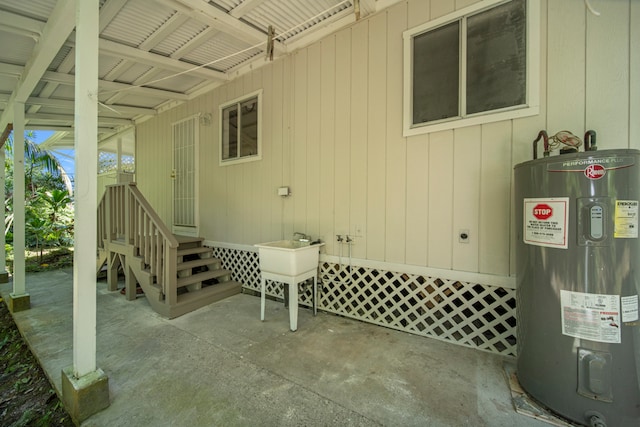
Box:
[293,231,310,242]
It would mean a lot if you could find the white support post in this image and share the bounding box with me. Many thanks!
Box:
[72,0,99,378]
[61,1,109,423]
[9,102,29,311]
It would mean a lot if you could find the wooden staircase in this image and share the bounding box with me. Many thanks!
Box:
[97,183,242,318]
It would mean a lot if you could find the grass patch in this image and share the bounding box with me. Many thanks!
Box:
[6,247,74,273]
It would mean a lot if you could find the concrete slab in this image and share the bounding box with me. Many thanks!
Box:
[0,270,550,427]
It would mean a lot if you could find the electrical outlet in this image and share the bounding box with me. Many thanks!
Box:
[459,229,470,243]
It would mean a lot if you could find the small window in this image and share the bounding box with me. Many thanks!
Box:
[403,0,539,136]
[219,90,262,165]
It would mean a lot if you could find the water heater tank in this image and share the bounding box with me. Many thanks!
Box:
[515,148,640,427]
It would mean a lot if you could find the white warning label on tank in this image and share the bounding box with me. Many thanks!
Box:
[560,290,621,344]
[614,200,638,238]
[523,198,569,249]
[621,295,639,322]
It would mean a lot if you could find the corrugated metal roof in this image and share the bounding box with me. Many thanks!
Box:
[101,2,177,48]
[150,20,210,57]
[0,0,392,144]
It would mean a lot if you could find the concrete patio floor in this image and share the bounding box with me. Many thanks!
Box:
[1,269,550,426]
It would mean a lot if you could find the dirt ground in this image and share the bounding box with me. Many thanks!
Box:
[1,298,74,426]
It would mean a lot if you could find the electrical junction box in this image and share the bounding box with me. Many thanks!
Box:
[278,186,290,196]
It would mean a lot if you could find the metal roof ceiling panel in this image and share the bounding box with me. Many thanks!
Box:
[110,63,155,85]
[183,31,262,72]
[0,0,390,142]
[141,70,205,93]
[0,32,37,66]
[100,1,177,48]
[48,45,74,72]
[243,0,352,41]
[150,19,210,57]
[114,93,167,109]
[0,0,54,21]
[99,56,127,79]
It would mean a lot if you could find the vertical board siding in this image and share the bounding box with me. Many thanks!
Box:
[366,12,388,262]
[350,21,368,260]
[334,29,352,241]
[134,0,637,279]
[384,3,407,264]
[427,131,454,269]
[320,36,337,254]
[586,0,630,146]
[306,43,322,241]
[479,121,512,276]
[546,0,585,135]
[452,126,481,272]
[405,0,430,267]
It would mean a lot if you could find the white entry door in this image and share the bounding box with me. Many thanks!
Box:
[172,116,199,236]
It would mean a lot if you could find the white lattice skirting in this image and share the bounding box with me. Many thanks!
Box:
[211,246,517,357]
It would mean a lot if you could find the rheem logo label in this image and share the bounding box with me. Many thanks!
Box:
[584,164,606,180]
[533,204,553,220]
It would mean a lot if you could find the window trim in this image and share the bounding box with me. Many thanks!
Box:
[402,0,540,137]
[219,89,263,166]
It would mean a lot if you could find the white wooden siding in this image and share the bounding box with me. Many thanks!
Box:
[136,0,639,279]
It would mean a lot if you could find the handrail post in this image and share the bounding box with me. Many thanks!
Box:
[165,244,177,306]
[105,187,113,242]
[124,184,131,244]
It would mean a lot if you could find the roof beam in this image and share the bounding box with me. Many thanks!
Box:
[29,96,157,116]
[96,38,228,81]
[41,70,190,101]
[229,0,268,18]
[161,0,285,54]
[25,113,133,126]
[0,0,75,132]
[0,10,45,40]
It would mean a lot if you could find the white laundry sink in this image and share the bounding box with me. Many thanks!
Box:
[254,240,324,276]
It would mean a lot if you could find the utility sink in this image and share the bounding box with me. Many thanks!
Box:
[255,240,325,331]
[254,240,325,276]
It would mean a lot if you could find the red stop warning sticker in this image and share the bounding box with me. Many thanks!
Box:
[524,198,569,249]
[533,204,553,220]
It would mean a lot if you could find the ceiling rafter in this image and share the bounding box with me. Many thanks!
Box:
[25,113,133,126]
[159,0,286,54]
[41,70,190,101]
[0,10,45,40]
[229,0,268,18]
[0,0,76,132]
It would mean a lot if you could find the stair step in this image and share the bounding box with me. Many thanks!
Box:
[177,257,220,271]
[177,246,212,257]
[175,235,204,245]
[177,269,231,288]
[170,281,242,318]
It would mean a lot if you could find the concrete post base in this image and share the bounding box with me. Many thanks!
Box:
[0,271,8,283]
[61,366,110,424]
[8,293,30,313]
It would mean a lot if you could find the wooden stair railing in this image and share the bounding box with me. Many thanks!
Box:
[97,182,242,318]
[98,182,179,312]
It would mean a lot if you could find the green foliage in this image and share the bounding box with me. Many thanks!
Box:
[4,131,74,254]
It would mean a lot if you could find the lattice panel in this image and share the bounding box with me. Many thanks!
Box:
[318,263,516,356]
[212,246,315,307]
[210,246,517,356]
[211,246,260,287]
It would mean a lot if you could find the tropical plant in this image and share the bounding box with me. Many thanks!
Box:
[4,131,74,252]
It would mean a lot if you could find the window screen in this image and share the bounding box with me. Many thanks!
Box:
[412,21,460,124]
[466,0,526,114]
